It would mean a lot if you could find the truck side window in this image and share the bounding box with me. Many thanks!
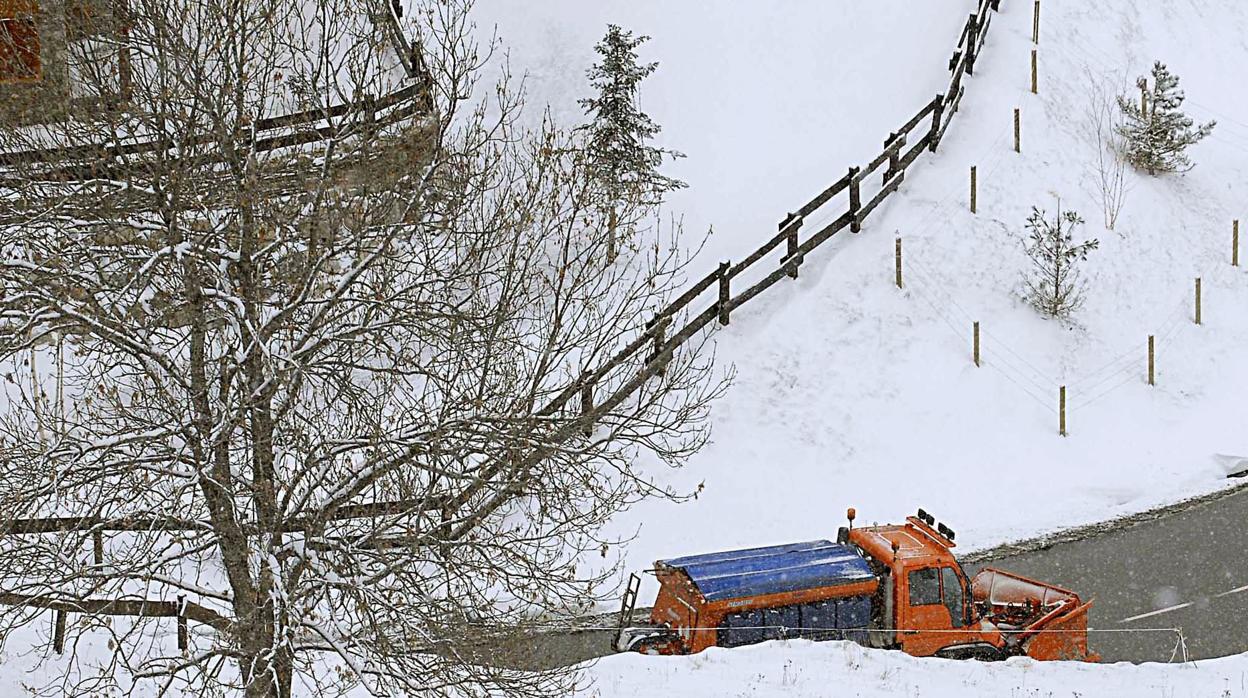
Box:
[941,567,965,628]
[908,568,941,606]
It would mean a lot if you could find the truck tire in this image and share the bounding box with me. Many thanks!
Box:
[934,643,1006,662]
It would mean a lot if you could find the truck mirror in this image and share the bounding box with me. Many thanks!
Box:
[837,527,850,544]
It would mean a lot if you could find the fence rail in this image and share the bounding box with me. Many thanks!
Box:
[0,0,1006,634]
[544,0,1005,443]
[0,82,426,179]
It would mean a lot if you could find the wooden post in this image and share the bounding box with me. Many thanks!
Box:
[1195,277,1202,325]
[361,93,377,135]
[717,261,731,325]
[607,208,618,264]
[966,13,978,75]
[895,238,903,289]
[92,530,103,566]
[784,215,803,279]
[929,94,945,153]
[580,382,593,437]
[53,609,66,654]
[884,132,905,184]
[1059,385,1067,437]
[1032,1,1041,43]
[1013,108,1021,153]
[970,166,978,214]
[1148,335,1155,386]
[177,595,188,652]
[848,167,863,233]
[1030,49,1038,94]
[1234,219,1240,267]
[968,322,978,367]
[652,316,668,376]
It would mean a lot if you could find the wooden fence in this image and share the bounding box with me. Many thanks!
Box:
[0,0,1005,640]
[558,0,1004,429]
[0,82,429,182]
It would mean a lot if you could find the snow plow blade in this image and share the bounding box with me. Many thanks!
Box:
[971,568,1096,661]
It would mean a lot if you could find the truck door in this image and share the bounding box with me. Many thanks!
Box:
[898,566,971,656]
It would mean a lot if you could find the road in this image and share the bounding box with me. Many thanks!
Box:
[502,483,1248,670]
[965,484,1248,663]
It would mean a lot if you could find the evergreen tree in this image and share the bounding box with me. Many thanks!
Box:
[1116,61,1215,174]
[579,24,685,258]
[1022,206,1099,319]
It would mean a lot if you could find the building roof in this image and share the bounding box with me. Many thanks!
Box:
[659,540,876,602]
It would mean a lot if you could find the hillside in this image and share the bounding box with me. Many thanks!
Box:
[482,0,1248,627]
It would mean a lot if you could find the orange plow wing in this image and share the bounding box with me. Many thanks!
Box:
[971,568,1096,661]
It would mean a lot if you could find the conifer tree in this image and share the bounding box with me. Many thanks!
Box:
[580,24,685,259]
[1022,206,1099,319]
[1116,61,1215,174]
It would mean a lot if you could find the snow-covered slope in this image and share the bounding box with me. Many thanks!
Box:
[483,0,1248,615]
[583,640,1246,698]
[472,0,973,274]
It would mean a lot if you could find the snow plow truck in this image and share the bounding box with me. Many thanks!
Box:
[615,508,1094,662]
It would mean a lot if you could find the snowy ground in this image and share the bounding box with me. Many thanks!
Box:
[6,1,1248,694]
[583,640,1248,698]
[472,0,972,275]
[478,0,1248,606]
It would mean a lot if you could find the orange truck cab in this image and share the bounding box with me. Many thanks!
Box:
[617,508,1094,662]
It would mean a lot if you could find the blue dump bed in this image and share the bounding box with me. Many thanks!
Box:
[660,539,875,602]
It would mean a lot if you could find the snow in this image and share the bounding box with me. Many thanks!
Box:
[582,640,1248,698]
[471,0,972,277]
[4,0,1248,693]
[477,0,1248,602]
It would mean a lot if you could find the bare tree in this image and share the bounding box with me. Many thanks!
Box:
[0,1,723,697]
[1083,70,1131,231]
[1022,205,1099,319]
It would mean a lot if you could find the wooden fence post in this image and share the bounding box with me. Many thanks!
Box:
[784,214,803,278]
[717,261,731,325]
[1195,277,1202,325]
[1148,335,1155,386]
[607,208,619,264]
[580,382,593,437]
[1013,108,1021,153]
[973,321,981,367]
[1059,385,1067,437]
[1030,49,1038,94]
[177,595,188,652]
[929,94,945,152]
[966,13,979,75]
[651,316,668,376]
[1032,1,1041,43]
[895,238,903,289]
[849,167,863,233]
[885,133,905,184]
[53,609,66,654]
[92,530,103,566]
[970,166,978,214]
[1234,219,1240,267]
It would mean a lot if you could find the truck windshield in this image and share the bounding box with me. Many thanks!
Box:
[941,566,965,628]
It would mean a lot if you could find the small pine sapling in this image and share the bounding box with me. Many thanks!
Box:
[580,24,685,260]
[1022,206,1099,319]
[1116,61,1215,175]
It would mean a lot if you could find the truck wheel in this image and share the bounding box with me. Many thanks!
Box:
[935,644,1005,662]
